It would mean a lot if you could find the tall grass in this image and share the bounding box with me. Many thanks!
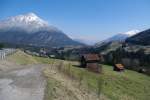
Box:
[54,61,150,100]
[55,61,103,98]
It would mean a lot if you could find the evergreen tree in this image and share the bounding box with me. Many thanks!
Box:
[0,43,4,49]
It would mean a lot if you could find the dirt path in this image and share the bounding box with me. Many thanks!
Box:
[0,63,46,100]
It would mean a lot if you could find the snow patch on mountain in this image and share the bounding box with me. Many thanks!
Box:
[122,30,140,36]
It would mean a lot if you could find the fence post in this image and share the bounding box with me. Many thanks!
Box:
[0,49,16,60]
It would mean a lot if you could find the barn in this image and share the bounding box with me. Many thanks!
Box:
[80,54,101,73]
[113,64,125,71]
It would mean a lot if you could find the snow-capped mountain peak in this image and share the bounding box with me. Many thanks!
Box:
[95,30,140,46]
[106,30,140,42]
[8,12,48,26]
[0,12,54,33]
[0,13,83,47]
[25,12,37,17]
[122,30,140,36]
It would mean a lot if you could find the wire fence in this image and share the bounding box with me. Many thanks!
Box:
[0,49,16,60]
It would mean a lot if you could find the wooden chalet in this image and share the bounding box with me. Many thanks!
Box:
[80,54,101,73]
[113,64,124,71]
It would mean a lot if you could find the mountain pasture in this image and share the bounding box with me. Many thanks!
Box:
[7,50,150,100]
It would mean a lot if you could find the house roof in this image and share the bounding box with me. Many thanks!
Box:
[82,54,100,61]
[115,64,124,69]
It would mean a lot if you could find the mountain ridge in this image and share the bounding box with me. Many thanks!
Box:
[0,13,84,47]
[95,30,139,47]
[126,28,150,45]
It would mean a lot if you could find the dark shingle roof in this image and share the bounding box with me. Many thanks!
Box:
[82,54,100,61]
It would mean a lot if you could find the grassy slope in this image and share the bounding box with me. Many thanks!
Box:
[33,56,55,64]
[7,50,38,65]
[7,50,54,65]
[8,51,150,100]
[39,57,150,100]
[100,65,150,100]
[61,63,150,100]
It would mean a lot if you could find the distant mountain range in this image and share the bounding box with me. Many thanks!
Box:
[74,38,97,45]
[0,13,83,47]
[95,30,139,46]
[126,29,150,45]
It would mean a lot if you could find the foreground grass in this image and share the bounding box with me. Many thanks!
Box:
[41,58,150,100]
[101,65,150,100]
[43,67,79,100]
[44,77,60,100]
[8,51,150,100]
[43,60,150,100]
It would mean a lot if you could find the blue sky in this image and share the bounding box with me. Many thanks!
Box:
[0,0,150,44]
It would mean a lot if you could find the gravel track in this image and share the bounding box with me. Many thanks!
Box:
[0,63,46,100]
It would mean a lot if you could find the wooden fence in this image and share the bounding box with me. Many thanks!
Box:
[0,49,16,60]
